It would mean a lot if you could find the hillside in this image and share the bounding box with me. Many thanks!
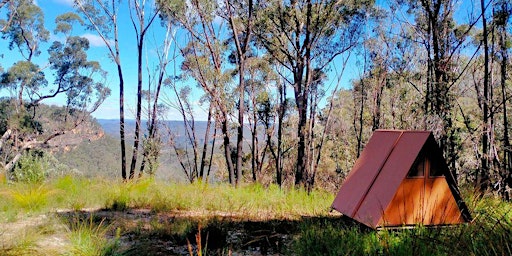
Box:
[55,119,193,181]
[97,119,213,147]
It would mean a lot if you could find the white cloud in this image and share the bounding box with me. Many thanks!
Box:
[50,33,66,43]
[82,33,112,48]
[52,0,75,7]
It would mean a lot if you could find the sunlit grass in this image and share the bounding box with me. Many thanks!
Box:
[64,215,121,256]
[0,184,57,220]
[100,179,334,219]
[1,176,512,255]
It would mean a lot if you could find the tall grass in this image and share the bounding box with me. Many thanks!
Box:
[64,215,121,256]
[0,184,56,220]
[1,176,512,255]
[102,180,334,219]
[291,190,512,256]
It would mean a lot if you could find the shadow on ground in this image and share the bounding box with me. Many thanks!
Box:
[55,208,365,255]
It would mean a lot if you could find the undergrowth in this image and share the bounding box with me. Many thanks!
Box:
[63,215,121,256]
[291,188,512,256]
[0,177,512,255]
[103,180,334,219]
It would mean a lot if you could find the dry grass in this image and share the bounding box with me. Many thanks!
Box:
[1,177,512,255]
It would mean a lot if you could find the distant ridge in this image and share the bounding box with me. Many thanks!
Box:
[96,119,211,146]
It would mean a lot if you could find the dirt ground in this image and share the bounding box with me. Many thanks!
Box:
[1,208,350,255]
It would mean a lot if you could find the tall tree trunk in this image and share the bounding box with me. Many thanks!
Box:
[225,0,253,186]
[235,67,245,186]
[354,80,365,158]
[251,106,258,182]
[295,90,307,187]
[118,63,127,180]
[129,36,144,179]
[276,83,286,187]
[372,70,386,131]
[75,0,127,180]
[498,0,511,198]
[114,24,126,180]
[206,117,217,180]
[199,105,213,180]
[221,114,235,185]
[479,0,490,191]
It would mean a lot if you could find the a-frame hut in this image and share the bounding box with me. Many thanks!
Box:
[332,130,472,229]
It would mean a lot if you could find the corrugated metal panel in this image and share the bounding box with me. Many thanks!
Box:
[354,131,430,227]
[331,130,401,219]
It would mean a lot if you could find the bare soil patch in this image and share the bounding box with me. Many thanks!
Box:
[54,208,350,255]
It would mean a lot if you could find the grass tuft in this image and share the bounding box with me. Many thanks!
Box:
[1,176,512,255]
[4,185,56,213]
[64,215,121,256]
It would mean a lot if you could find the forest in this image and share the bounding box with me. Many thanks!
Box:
[1,0,512,255]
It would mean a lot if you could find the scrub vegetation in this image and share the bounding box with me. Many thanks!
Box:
[1,0,512,255]
[1,176,512,255]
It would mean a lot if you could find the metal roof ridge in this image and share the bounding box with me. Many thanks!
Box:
[351,130,405,220]
[375,129,430,133]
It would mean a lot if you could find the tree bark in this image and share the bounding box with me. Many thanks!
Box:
[199,105,213,180]
[499,1,511,198]
[479,0,490,191]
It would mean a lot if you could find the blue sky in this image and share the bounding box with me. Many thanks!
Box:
[0,0,483,121]
[0,0,195,120]
[0,0,363,121]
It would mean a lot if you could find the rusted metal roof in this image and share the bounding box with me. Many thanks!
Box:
[331,130,471,228]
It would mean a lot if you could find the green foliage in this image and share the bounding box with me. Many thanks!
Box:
[12,151,69,184]
[1,60,47,95]
[0,99,42,135]
[141,136,162,176]
[54,12,84,35]
[0,0,49,58]
[55,134,120,179]
[291,193,512,256]
[12,151,49,184]
[65,215,121,256]
[292,220,378,256]
[3,185,55,213]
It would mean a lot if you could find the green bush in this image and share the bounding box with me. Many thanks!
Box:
[12,151,69,184]
[12,151,50,184]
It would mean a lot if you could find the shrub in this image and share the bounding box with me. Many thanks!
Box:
[11,151,69,184]
[12,151,49,184]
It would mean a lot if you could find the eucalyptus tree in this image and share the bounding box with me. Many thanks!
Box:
[0,0,49,108]
[0,0,14,31]
[126,0,161,179]
[471,0,512,194]
[479,0,491,191]
[254,0,371,188]
[158,0,237,185]
[399,0,478,179]
[245,57,279,182]
[75,0,129,180]
[0,10,110,175]
[495,0,511,198]
[139,12,177,178]
[223,0,254,186]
